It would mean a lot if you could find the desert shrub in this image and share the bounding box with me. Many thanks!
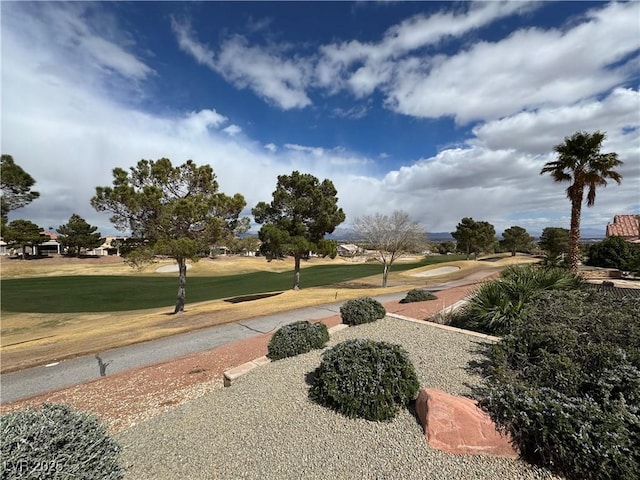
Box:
[340,297,386,326]
[479,289,640,480]
[450,264,583,335]
[310,339,419,421]
[500,264,584,290]
[399,289,437,304]
[587,235,640,272]
[267,320,329,360]
[0,403,122,480]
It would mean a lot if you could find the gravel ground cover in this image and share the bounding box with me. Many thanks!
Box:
[117,318,560,479]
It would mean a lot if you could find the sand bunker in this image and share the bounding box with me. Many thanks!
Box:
[411,266,460,277]
[155,264,192,273]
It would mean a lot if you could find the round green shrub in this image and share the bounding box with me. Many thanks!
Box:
[0,403,122,480]
[399,289,437,304]
[267,320,329,360]
[340,297,386,326]
[310,339,420,421]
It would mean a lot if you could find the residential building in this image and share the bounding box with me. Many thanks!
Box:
[606,215,640,243]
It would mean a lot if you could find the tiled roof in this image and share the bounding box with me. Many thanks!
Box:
[606,215,640,238]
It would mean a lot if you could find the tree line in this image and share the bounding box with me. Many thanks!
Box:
[0,130,626,312]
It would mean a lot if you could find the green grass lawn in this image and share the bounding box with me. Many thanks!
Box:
[1,256,463,313]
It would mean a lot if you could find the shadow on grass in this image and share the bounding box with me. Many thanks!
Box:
[224,292,284,303]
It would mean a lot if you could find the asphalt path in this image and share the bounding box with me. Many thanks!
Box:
[0,271,496,404]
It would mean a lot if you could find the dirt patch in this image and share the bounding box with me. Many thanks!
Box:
[155,263,192,273]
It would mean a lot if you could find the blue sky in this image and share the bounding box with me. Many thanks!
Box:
[2,1,639,238]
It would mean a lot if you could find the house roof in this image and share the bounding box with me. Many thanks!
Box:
[338,243,359,252]
[606,215,640,238]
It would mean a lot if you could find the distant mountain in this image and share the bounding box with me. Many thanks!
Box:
[580,227,605,238]
[329,228,605,243]
[327,228,454,242]
[425,232,455,242]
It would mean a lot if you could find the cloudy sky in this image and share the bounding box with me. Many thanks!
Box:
[2,1,638,238]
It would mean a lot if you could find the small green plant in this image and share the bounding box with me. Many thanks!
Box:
[340,297,386,326]
[310,339,420,421]
[0,403,122,480]
[399,288,437,304]
[267,320,329,360]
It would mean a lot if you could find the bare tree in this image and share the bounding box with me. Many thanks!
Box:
[353,210,426,287]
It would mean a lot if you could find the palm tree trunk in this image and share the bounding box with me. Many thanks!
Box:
[174,257,187,313]
[568,193,583,272]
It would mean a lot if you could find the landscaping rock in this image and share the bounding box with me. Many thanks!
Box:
[415,387,518,457]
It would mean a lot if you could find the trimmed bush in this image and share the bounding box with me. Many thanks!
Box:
[267,320,329,360]
[479,289,640,480]
[399,288,437,304]
[310,339,419,421]
[0,403,122,480]
[340,297,386,326]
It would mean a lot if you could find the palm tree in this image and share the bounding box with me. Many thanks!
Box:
[540,131,623,272]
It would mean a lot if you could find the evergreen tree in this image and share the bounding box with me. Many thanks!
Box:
[57,214,104,256]
[252,171,345,290]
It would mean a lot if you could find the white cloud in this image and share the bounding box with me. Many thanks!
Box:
[284,143,325,157]
[472,88,640,154]
[4,2,154,94]
[264,143,278,153]
[387,1,640,122]
[331,104,369,119]
[80,34,154,80]
[170,2,535,110]
[171,18,312,110]
[170,17,217,69]
[223,124,242,136]
[316,1,536,95]
[1,6,367,236]
[181,110,228,135]
[2,1,638,240]
[169,1,639,128]
[284,144,372,167]
[216,36,312,110]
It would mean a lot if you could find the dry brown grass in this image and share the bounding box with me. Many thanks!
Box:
[0,253,538,373]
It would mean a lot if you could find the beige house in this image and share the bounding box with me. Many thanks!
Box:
[337,243,361,257]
